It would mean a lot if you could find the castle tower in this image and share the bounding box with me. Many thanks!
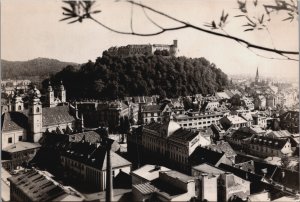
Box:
[46,81,55,107]
[255,67,259,84]
[12,88,24,111]
[58,81,66,103]
[28,86,43,142]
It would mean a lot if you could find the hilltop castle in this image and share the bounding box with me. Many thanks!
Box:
[107,40,178,57]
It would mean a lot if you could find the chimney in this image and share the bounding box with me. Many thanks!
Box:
[105,138,115,202]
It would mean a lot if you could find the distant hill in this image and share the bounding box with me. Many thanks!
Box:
[1,58,79,83]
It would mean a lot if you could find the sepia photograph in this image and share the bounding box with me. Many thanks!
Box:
[1,0,299,201]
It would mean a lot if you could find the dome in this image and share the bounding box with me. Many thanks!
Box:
[47,81,53,91]
[59,81,65,90]
[29,86,41,99]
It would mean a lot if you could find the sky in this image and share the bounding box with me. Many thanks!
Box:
[1,0,299,79]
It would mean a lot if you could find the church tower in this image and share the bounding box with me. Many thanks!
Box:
[12,88,24,111]
[28,86,43,142]
[255,67,259,84]
[58,81,66,103]
[46,81,55,107]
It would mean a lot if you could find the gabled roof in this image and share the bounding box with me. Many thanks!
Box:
[42,105,75,127]
[1,111,29,132]
[206,142,236,158]
[189,146,226,166]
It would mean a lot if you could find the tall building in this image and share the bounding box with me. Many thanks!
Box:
[255,67,260,84]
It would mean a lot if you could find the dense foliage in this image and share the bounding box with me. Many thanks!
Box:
[44,52,228,100]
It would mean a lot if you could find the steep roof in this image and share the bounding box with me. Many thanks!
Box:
[1,111,29,132]
[206,142,236,158]
[42,105,75,127]
[189,146,226,166]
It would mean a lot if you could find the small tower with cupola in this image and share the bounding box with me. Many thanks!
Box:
[28,86,43,142]
[12,88,24,111]
[58,81,66,103]
[46,81,55,107]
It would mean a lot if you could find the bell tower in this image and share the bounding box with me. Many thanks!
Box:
[28,86,43,142]
[255,67,259,84]
[46,81,55,107]
[12,88,24,111]
[58,81,66,103]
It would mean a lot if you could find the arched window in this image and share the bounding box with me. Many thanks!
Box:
[36,107,40,113]
[18,106,21,111]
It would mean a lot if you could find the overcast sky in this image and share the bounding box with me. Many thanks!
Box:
[1,0,299,79]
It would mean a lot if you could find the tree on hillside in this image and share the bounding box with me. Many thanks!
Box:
[280,155,291,169]
[46,54,229,100]
[60,0,298,61]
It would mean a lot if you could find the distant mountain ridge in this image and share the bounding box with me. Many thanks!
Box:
[1,58,79,82]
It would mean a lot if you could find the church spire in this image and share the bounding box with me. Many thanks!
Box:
[255,67,259,83]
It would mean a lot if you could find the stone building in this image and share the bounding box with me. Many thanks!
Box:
[60,141,131,191]
[108,40,178,57]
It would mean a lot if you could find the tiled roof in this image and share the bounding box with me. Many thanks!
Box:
[142,104,166,112]
[133,182,158,194]
[68,131,101,143]
[1,111,29,132]
[189,146,226,166]
[266,130,292,138]
[8,170,65,201]
[42,105,75,126]
[193,163,225,175]
[61,141,131,171]
[3,142,41,153]
[206,142,236,158]
[169,128,198,142]
[250,135,289,149]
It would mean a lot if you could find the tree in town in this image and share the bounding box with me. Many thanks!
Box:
[280,155,291,169]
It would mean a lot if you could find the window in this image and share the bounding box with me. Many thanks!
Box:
[8,137,12,144]
[36,107,40,113]
[18,106,21,110]
[18,136,23,141]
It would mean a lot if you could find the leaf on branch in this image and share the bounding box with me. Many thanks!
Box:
[62,6,73,14]
[68,19,80,24]
[91,10,102,14]
[282,16,294,21]
[258,14,264,24]
[60,16,76,21]
[234,15,246,17]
